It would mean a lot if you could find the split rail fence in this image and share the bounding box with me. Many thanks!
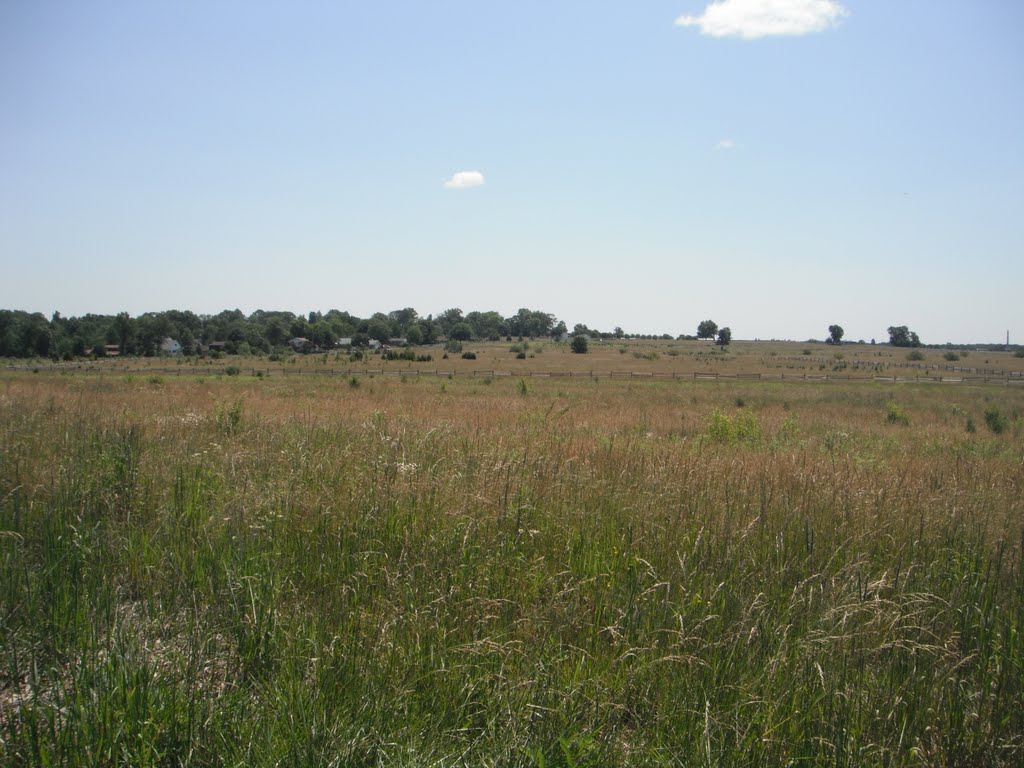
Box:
[5,363,1023,387]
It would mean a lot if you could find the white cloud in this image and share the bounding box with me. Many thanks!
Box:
[715,138,736,150]
[676,0,848,39]
[443,170,485,189]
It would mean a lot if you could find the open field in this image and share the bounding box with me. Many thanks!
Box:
[2,368,1023,765]
[6,339,1024,382]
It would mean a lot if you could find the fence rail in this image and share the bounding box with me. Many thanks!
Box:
[4,363,1023,387]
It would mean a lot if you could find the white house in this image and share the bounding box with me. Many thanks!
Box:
[160,337,183,355]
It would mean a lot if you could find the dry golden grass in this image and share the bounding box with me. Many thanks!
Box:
[8,339,1024,380]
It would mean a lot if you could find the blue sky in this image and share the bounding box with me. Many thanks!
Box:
[1,1,1021,343]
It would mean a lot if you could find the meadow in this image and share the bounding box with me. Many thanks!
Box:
[8,339,1024,381]
[1,350,1023,765]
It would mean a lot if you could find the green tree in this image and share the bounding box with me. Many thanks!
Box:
[450,322,473,341]
[388,307,419,332]
[570,334,589,354]
[717,327,732,348]
[437,308,465,337]
[113,312,135,355]
[265,319,290,347]
[367,318,392,343]
[697,320,718,340]
[405,324,424,345]
[827,324,844,345]
[887,326,921,347]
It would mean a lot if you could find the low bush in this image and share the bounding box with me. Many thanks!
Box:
[885,402,910,426]
[706,409,762,445]
[984,406,1008,434]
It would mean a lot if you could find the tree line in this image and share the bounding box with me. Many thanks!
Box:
[0,307,682,360]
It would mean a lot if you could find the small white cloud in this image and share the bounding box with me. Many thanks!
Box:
[676,0,848,39]
[443,170,485,189]
[715,138,736,150]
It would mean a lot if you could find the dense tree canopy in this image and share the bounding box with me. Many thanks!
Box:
[0,306,643,359]
[887,326,921,348]
[697,320,718,340]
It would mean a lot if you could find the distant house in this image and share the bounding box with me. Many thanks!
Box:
[289,337,312,352]
[335,338,353,348]
[368,339,382,350]
[206,341,229,353]
[386,338,408,348]
[103,344,121,357]
[160,337,182,356]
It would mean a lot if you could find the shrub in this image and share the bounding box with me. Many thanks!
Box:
[445,340,463,353]
[944,351,960,361]
[214,398,243,432]
[906,350,925,361]
[516,352,526,360]
[416,354,433,362]
[706,410,762,445]
[224,365,241,376]
[461,351,477,360]
[1015,350,1024,358]
[885,402,910,426]
[570,335,589,354]
[984,406,1008,434]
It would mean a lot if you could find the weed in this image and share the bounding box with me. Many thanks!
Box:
[706,409,762,445]
[984,406,1008,434]
[885,402,910,426]
[213,397,244,432]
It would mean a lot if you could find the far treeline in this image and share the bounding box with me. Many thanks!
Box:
[0,308,1016,360]
[0,307,679,360]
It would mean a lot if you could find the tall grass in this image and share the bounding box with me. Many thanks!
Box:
[1,375,1022,765]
